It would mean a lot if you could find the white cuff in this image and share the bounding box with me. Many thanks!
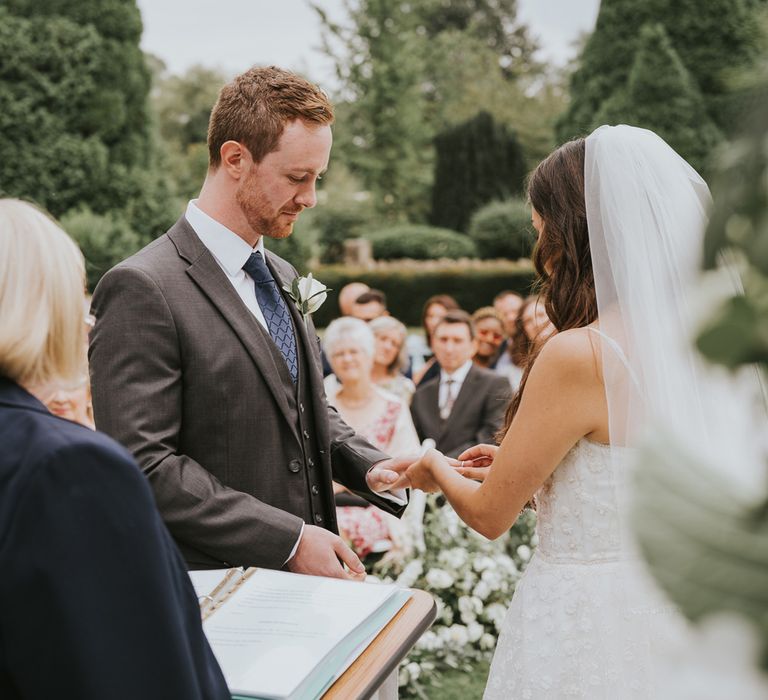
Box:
[284,522,305,565]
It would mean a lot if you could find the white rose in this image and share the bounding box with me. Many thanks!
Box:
[474,580,491,600]
[426,568,454,589]
[447,624,469,646]
[285,273,329,316]
[405,662,421,681]
[480,633,496,650]
[396,559,423,588]
[467,621,484,642]
[472,555,495,572]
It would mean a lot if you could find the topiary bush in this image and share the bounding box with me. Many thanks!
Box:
[368,225,477,261]
[468,198,535,260]
[60,206,142,291]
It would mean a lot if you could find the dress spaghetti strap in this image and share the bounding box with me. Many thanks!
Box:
[586,326,643,392]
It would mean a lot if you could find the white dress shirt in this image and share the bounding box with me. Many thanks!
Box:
[185,200,271,330]
[439,359,474,414]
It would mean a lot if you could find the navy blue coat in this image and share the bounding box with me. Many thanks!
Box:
[0,377,228,699]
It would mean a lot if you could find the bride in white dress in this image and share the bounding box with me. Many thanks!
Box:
[404,125,741,698]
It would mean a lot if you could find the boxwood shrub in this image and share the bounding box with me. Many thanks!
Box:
[367,225,477,260]
[468,198,536,260]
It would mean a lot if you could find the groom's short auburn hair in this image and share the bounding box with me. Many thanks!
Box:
[207,65,334,169]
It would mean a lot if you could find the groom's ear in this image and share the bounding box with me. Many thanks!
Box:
[219,141,249,179]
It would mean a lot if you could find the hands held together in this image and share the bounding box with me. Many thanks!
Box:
[406,443,499,492]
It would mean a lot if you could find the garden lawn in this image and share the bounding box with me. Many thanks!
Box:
[422,658,490,699]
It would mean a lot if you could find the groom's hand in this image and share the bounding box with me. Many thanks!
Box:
[366,455,418,492]
[286,525,366,581]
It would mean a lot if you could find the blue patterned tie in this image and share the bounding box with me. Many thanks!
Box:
[243,251,298,383]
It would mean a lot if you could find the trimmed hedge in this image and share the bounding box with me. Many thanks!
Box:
[468,198,536,260]
[267,231,312,274]
[310,262,535,327]
[367,224,477,260]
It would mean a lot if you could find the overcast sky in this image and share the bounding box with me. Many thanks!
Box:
[136,0,601,88]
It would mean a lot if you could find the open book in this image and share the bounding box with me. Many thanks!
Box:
[189,568,411,700]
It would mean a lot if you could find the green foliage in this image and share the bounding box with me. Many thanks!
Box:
[595,23,723,174]
[468,198,535,260]
[149,63,227,203]
[60,206,141,291]
[634,435,768,671]
[313,0,431,222]
[368,225,477,261]
[265,234,312,275]
[430,111,526,233]
[309,261,535,327]
[558,0,766,142]
[0,0,175,251]
[315,207,377,264]
[697,74,768,370]
[313,0,555,221]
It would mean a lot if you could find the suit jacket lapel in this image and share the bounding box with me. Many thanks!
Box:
[168,219,299,442]
[438,365,478,441]
[419,378,442,441]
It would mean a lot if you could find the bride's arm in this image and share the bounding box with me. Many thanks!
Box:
[407,329,606,539]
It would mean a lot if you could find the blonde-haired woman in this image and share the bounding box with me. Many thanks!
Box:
[0,200,227,700]
[369,315,416,404]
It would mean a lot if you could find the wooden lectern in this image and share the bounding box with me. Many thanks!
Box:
[323,589,436,700]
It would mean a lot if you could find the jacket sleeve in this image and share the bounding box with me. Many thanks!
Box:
[89,265,303,568]
[1,439,229,700]
[477,374,513,445]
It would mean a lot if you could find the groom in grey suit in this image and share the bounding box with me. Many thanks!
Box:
[89,66,410,576]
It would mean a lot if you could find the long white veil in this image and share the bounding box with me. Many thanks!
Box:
[585,125,766,492]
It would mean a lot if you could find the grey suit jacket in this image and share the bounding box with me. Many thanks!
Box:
[410,365,512,458]
[89,217,403,569]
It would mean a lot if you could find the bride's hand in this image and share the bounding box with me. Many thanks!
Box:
[455,444,498,481]
[406,449,445,493]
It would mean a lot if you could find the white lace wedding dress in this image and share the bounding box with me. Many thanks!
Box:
[484,438,689,699]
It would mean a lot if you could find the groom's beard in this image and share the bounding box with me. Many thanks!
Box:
[235,169,301,240]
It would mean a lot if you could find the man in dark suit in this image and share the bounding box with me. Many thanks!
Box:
[89,66,410,577]
[411,310,512,458]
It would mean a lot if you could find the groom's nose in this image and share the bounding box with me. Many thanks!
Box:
[294,182,317,209]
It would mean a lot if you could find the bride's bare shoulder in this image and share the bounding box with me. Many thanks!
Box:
[534,327,603,384]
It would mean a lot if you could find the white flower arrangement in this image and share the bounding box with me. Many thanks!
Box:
[371,495,537,698]
[282,273,329,320]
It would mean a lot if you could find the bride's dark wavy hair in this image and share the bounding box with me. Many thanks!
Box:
[499,137,598,437]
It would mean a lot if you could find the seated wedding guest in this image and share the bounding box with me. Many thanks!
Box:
[411,310,511,458]
[37,298,96,429]
[471,306,506,369]
[520,294,557,348]
[351,288,388,322]
[338,281,370,316]
[321,282,370,377]
[493,290,523,376]
[412,293,460,386]
[324,317,420,459]
[0,199,227,700]
[369,315,416,404]
[495,295,556,391]
[493,290,523,338]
